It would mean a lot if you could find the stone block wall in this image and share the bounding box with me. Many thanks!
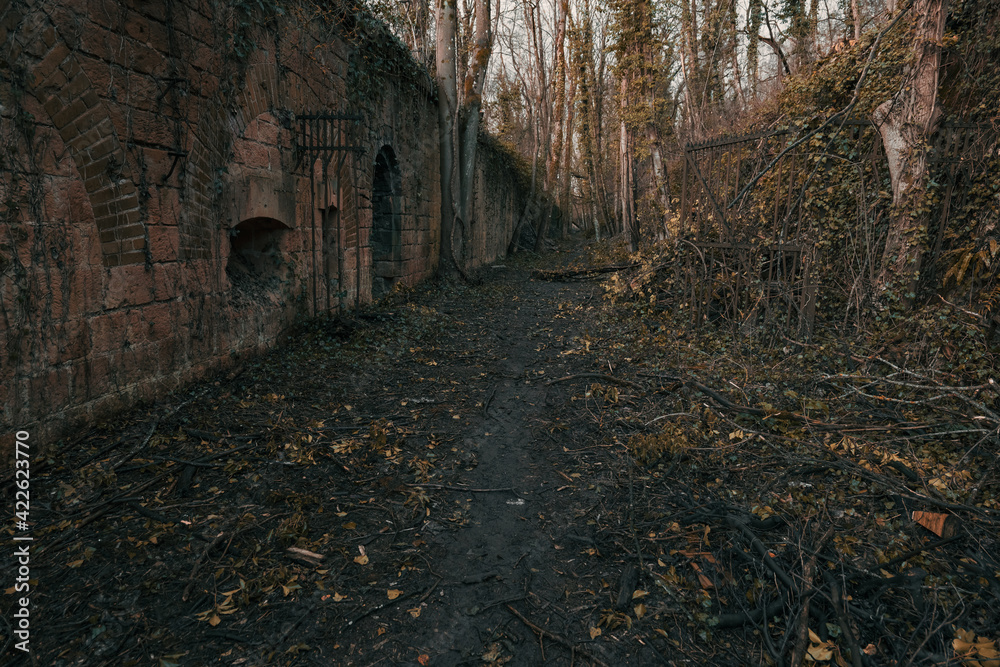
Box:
[0,0,528,452]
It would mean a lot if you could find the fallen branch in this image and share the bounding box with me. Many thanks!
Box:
[506,604,607,667]
[182,528,230,601]
[286,546,325,568]
[545,373,642,391]
[716,599,785,629]
[406,483,515,493]
[109,419,160,472]
[345,585,423,628]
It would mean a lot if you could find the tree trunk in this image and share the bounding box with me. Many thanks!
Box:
[560,75,577,238]
[874,0,948,306]
[620,80,638,252]
[435,0,459,276]
[526,0,553,253]
[508,121,540,256]
[437,0,492,276]
[549,0,569,239]
[646,122,670,234]
[457,0,491,232]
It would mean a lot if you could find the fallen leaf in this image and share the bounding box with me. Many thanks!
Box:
[590,627,602,639]
[807,629,836,661]
[634,603,647,620]
[408,607,421,618]
[387,589,403,600]
[417,655,430,666]
[954,628,1000,667]
[354,554,369,565]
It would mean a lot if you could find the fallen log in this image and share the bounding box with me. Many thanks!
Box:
[531,263,639,281]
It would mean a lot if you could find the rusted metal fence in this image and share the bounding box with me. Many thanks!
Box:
[678,119,995,335]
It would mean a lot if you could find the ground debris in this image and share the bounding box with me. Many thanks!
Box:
[4,238,998,666]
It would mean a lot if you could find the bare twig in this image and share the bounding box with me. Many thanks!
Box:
[182,528,229,602]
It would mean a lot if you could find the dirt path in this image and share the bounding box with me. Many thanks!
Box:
[381,263,629,666]
[5,248,662,667]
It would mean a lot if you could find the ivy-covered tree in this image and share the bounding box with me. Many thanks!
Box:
[873,0,949,307]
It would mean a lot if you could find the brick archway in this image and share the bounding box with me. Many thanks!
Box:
[5,5,145,267]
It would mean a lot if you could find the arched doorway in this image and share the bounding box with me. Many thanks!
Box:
[371,145,402,299]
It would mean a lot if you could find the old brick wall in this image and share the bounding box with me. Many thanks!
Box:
[0,0,526,452]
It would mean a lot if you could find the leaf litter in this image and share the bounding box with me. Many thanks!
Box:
[1,238,997,665]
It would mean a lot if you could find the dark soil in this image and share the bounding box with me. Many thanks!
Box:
[7,240,999,667]
[1,245,663,666]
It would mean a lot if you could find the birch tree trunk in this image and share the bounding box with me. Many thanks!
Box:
[873,0,948,306]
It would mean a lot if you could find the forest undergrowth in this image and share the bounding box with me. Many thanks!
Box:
[555,237,1000,665]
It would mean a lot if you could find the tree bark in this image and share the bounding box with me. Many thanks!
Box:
[435,0,459,276]
[560,74,577,238]
[436,0,493,276]
[874,0,948,306]
[457,0,491,230]
[620,79,638,252]
[646,122,671,232]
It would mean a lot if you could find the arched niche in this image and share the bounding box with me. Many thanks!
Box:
[371,145,402,299]
[225,216,291,302]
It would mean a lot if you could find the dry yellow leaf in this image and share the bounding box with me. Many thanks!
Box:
[807,642,833,661]
[954,629,1000,667]
[354,554,369,565]
[387,589,403,600]
[634,603,647,620]
[209,614,221,627]
[807,629,836,662]
[589,627,602,639]
[408,607,421,618]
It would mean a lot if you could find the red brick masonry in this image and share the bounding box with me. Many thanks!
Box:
[0,0,526,453]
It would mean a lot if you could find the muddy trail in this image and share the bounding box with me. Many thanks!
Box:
[3,245,671,667]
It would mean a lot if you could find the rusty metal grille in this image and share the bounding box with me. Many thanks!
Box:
[293,111,365,315]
